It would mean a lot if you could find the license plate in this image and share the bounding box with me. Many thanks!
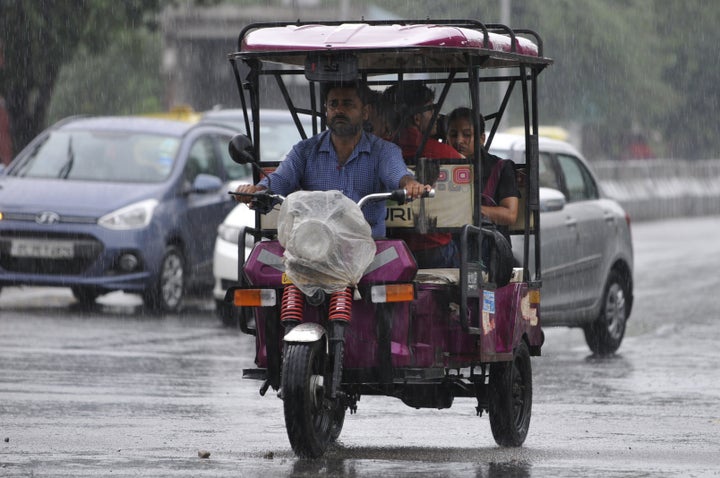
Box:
[10,239,75,259]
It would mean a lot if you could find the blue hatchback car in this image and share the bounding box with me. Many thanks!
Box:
[0,116,250,312]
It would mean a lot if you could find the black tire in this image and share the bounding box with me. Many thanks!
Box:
[142,246,184,313]
[282,340,337,458]
[329,398,346,443]
[583,269,629,355]
[70,286,101,305]
[488,340,532,447]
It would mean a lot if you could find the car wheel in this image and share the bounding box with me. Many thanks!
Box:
[71,286,102,305]
[143,246,185,313]
[583,269,629,355]
[215,299,240,327]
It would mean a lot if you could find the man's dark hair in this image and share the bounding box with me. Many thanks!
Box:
[382,81,435,129]
[321,80,373,105]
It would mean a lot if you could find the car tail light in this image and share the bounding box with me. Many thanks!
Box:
[370,284,414,303]
[233,289,276,307]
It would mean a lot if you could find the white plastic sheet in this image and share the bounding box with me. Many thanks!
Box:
[278,190,376,296]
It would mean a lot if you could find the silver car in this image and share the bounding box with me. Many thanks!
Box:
[489,133,634,354]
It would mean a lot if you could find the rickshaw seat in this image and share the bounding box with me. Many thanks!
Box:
[415,268,460,284]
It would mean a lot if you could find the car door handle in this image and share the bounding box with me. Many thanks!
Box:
[604,212,616,224]
[564,218,577,228]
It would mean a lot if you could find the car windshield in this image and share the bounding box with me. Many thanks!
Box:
[9,130,180,183]
[257,122,307,163]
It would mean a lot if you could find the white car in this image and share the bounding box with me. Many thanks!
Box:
[209,109,312,324]
[212,203,256,324]
[489,133,634,354]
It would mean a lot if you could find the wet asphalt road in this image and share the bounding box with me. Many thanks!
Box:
[1,216,720,477]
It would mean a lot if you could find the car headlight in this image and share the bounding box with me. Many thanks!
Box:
[98,199,158,230]
[218,223,241,244]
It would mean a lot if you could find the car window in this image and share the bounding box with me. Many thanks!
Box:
[538,153,560,189]
[257,122,307,163]
[217,134,252,180]
[557,154,598,202]
[9,130,180,183]
[202,112,310,165]
[185,136,220,183]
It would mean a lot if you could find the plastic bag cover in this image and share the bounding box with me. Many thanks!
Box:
[278,190,377,296]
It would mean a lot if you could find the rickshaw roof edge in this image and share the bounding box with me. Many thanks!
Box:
[231,20,552,69]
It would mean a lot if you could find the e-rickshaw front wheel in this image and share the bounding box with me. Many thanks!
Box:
[282,340,344,458]
[488,340,533,447]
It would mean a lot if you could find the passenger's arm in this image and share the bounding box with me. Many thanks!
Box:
[481,196,519,226]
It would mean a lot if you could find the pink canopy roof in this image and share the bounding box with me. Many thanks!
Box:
[240,23,540,58]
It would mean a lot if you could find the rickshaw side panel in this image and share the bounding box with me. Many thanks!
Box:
[359,240,417,284]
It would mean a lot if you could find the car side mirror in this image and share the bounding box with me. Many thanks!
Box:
[189,173,223,194]
[228,134,256,165]
[539,187,566,212]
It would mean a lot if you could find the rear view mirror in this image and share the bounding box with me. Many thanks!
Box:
[228,134,256,165]
[304,53,358,82]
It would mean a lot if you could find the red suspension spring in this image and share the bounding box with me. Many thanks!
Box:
[329,287,353,322]
[280,285,304,322]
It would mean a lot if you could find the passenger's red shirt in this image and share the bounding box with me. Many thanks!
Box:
[397,127,463,161]
[394,127,463,251]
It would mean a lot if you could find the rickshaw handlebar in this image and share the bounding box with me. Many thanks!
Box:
[228,188,435,210]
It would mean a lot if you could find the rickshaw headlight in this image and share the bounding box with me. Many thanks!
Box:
[233,289,277,307]
[288,219,333,262]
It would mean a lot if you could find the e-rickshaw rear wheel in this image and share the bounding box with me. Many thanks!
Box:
[488,340,532,447]
[282,340,342,458]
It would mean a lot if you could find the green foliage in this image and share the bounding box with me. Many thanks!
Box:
[47,30,164,123]
[654,0,720,159]
[510,0,679,158]
[0,0,217,153]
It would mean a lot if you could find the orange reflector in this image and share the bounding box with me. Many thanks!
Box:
[233,289,276,307]
[529,289,541,305]
[370,284,414,303]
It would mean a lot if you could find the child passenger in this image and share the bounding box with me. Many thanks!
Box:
[445,107,520,233]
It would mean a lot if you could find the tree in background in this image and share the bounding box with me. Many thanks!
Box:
[381,0,717,160]
[0,0,204,156]
[655,0,720,159]
[511,0,677,159]
[47,29,164,124]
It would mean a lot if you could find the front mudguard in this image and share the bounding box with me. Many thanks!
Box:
[284,322,328,353]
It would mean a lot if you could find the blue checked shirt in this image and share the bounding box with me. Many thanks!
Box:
[258,130,412,237]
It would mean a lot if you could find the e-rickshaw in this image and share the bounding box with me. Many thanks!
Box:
[223,19,552,458]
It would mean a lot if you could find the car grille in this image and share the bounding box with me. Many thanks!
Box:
[0,231,103,275]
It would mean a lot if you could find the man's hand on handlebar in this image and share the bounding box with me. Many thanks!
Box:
[400,177,433,200]
[232,184,267,204]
